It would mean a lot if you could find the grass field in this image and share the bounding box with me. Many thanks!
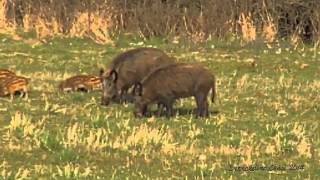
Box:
[0,33,319,179]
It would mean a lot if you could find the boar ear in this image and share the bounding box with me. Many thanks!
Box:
[109,70,118,82]
[133,82,143,96]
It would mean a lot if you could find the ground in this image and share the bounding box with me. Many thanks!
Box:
[0,33,319,179]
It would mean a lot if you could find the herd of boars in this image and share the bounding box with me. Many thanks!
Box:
[100,47,216,118]
[1,47,216,118]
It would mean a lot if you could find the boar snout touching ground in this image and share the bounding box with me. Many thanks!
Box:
[100,69,134,106]
[100,70,119,106]
[133,63,216,118]
[100,47,175,106]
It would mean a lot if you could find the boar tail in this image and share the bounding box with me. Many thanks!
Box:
[211,76,216,103]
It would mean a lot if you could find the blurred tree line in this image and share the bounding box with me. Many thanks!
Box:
[1,0,319,43]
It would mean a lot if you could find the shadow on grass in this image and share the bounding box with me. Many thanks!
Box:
[146,107,220,118]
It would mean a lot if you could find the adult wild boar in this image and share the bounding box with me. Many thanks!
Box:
[100,47,175,105]
[133,63,216,117]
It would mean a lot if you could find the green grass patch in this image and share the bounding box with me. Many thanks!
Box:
[0,34,319,179]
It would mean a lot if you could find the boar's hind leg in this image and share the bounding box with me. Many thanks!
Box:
[203,100,209,117]
[23,89,28,100]
[195,93,208,118]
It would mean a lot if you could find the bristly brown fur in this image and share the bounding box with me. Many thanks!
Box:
[0,75,29,100]
[0,69,16,81]
[134,63,216,117]
[109,48,167,70]
[101,47,175,105]
[59,75,102,92]
[0,69,15,74]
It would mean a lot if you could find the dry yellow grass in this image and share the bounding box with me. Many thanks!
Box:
[0,0,319,46]
[291,30,304,50]
[70,11,113,44]
[0,3,319,178]
[34,16,62,39]
[0,1,113,44]
[0,0,7,29]
[238,13,256,43]
[262,14,277,43]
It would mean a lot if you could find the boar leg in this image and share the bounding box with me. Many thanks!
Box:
[195,96,201,117]
[86,87,92,93]
[10,93,14,101]
[119,89,128,104]
[164,100,174,117]
[202,100,209,117]
[157,102,167,117]
[18,90,24,98]
[122,93,134,104]
[143,105,148,116]
[195,93,206,117]
[156,103,165,117]
[23,89,28,100]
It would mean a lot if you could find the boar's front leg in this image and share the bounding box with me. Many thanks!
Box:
[119,89,129,104]
[156,103,165,117]
[164,99,174,118]
[122,93,134,104]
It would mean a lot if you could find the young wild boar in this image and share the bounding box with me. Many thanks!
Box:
[133,63,216,118]
[0,75,29,100]
[0,69,16,82]
[100,47,175,106]
[59,75,102,93]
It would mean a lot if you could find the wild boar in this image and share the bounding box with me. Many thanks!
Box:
[59,75,102,93]
[0,69,15,82]
[133,63,216,117]
[100,47,175,105]
[0,75,29,100]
